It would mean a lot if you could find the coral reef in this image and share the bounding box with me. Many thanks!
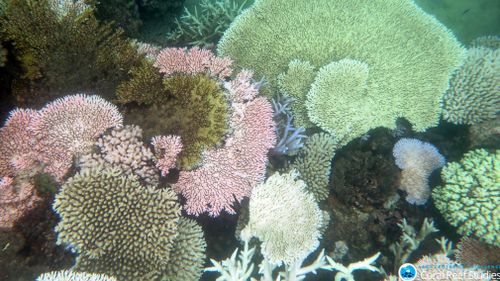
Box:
[219,0,464,145]
[0,0,143,106]
[166,0,249,47]
[79,125,159,186]
[36,270,116,281]
[163,218,207,281]
[287,132,338,202]
[242,170,323,265]
[392,138,445,205]
[32,95,123,181]
[442,46,499,125]
[53,168,182,280]
[432,149,499,246]
[277,59,316,129]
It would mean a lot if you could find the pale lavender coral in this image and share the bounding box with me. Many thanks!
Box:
[80,125,158,186]
[0,109,40,177]
[154,47,233,79]
[393,138,445,205]
[151,135,183,177]
[172,71,276,216]
[31,94,123,181]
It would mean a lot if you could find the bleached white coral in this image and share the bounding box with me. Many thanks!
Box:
[243,170,323,265]
[392,138,445,205]
[37,270,116,281]
[47,0,90,18]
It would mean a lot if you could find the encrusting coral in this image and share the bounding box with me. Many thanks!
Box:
[218,0,464,145]
[432,149,499,246]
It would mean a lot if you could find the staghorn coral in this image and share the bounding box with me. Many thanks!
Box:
[442,46,499,125]
[0,0,143,104]
[392,138,445,205]
[53,168,181,280]
[219,0,464,144]
[172,70,276,216]
[32,94,123,181]
[471,35,500,49]
[166,0,249,47]
[163,218,207,281]
[287,132,338,202]
[79,125,159,186]
[242,170,323,265]
[432,149,499,246]
[36,270,116,281]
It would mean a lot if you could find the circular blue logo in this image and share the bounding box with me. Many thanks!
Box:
[399,263,417,281]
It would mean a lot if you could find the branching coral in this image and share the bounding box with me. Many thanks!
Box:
[166,0,249,47]
[0,0,143,103]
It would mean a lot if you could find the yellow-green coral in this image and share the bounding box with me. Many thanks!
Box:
[219,0,464,143]
[432,149,499,246]
[442,46,499,125]
[54,168,181,280]
[163,218,207,281]
[287,132,338,202]
[119,71,230,169]
[277,59,316,129]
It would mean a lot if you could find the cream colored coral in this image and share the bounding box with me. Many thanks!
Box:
[243,170,323,265]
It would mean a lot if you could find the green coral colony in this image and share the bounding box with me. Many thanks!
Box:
[0,0,499,280]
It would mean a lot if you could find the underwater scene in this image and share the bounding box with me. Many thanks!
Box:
[0,0,498,280]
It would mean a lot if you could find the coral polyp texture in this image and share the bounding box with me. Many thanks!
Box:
[30,94,123,180]
[36,270,116,281]
[0,176,41,228]
[218,0,464,144]
[118,47,233,169]
[53,168,181,280]
[306,59,370,145]
[287,132,338,202]
[163,218,207,281]
[79,125,159,186]
[442,46,499,125]
[151,135,183,177]
[393,138,445,205]
[242,170,323,265]
[172,70,276,216]
[117,47,276,216]
[0,109,40,176]
[432,149,499,246]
